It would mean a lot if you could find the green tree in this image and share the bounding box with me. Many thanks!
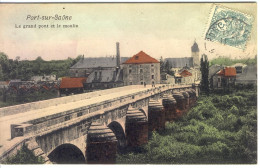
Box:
[5,144,44,164]
[159,56,164,73]
[0,64,3,80]
[200,54,209,94]
[0,52,10,80]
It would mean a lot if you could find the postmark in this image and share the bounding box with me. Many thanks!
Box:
[205,5,254,50]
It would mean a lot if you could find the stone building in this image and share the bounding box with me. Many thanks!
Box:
[69,42,129,90]
[160,72,175,84]
[165,41,200,69]
[191,41,200,67]
[122,51,160,85]
[212,67,236,89]
[235,65,257,86]
[69,43,128,78]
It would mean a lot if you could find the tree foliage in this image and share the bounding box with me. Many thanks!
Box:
[4,144,44,164]
[200,54,209,94]
[210,56,257,66]
[0,52,82,81]
[117,89,257,164]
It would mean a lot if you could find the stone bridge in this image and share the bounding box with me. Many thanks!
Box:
[0,84,199,164]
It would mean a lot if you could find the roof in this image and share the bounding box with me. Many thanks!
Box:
[236,65,257,82]
[209,64,223,78]
[165,57,193,68]
[70,57,129,69]
[123,51,159,64]
[217,67,236,77]
[86,69,123,83]
[180,69,192,77]
[191,42,199,52]
[60,77,86,89]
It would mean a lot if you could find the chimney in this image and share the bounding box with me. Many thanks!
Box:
[116,42,120,68]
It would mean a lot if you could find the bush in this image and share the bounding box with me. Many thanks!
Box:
[5,144,44,164]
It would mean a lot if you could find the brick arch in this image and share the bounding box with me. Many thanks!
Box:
[48,143,85,164]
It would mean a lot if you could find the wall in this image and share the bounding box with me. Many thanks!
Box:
[123,63,160,85]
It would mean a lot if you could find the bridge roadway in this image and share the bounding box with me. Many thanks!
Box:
[0,84,185,147]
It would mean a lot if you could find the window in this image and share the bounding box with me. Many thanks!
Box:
[151,64,154,67]
[151,69,154,73]
[135,56,139,60]
[129,69,132,74]
[94,72,97,79]
[141,82,143,85]
[140,69,143,73]
[99,71,102,77]
[152,75,154,79]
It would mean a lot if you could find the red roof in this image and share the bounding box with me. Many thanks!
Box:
[60,77,86,89]
[180,70,192,77]
[123,51,159,64]
[217,67,236,77]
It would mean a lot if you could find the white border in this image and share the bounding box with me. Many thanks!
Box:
[0,1,258,168]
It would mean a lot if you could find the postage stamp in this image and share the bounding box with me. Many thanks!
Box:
[205,5,254,50]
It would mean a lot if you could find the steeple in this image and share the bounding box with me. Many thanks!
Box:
[191,41,200,67]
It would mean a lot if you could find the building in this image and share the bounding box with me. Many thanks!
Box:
[166,57,193,69]
[59,77,86,96]
[84,67,124,90]
[231,63,247,74]
[69,42,129,90]
[161,72,175,84]
[69,43,129,78]
[174,69,193,84]
[191,41,200,67]
[165,41,200,69]
[31,75,56,83]
[212,67,236,89]
[122,51,160,85]
[235,65,257,85]
[209,64,224,89]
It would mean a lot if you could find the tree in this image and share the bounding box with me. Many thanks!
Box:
[200,54,209,94]
[159,56,164,73]
[0,52,10,80]
[0,64,3,80]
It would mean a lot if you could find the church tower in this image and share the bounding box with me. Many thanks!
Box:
[191,41,200,67]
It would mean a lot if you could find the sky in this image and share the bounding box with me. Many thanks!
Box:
[0,3,257,61]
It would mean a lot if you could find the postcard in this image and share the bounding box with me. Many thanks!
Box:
[0,2,257,165]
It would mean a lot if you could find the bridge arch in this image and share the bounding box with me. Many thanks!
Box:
[48,143,85,164]
[139,108,147,117]
[107,121,126,152]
